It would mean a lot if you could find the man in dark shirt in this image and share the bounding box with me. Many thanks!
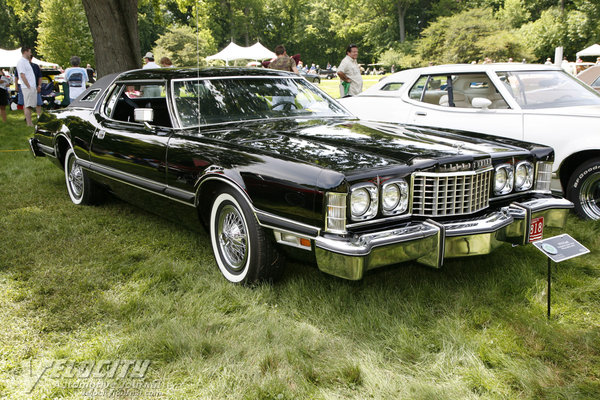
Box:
[30,59,43,117]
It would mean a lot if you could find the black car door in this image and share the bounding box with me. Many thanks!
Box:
[89,81,173,195]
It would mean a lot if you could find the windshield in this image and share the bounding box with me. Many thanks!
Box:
[497,70,600,109]
[172,77,350,127]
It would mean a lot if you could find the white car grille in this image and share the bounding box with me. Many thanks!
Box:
[411,168,493,217]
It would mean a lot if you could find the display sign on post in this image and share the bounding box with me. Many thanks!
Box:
[533,234,590,262]
[532,234,590,319]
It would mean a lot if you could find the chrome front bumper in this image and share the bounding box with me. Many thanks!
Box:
[314,197,573,280]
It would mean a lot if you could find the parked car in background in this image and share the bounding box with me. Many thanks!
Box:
[339,64,600,219]
[577,65,600,92]
[318,68,337,79]
[299,70,320,83]
[30,68,572,284]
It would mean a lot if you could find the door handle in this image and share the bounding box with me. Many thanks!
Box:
[96,130,105,139]
[415,111,427,116]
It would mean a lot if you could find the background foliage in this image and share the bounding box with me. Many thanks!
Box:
[36,0,94,68]
[2,0,600,69]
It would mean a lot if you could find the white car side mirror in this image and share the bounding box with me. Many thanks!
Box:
[472,97,492,110]
[134,108,154,123]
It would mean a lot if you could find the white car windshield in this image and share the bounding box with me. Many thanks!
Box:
[172,77,350,127]
[497,70,600,109]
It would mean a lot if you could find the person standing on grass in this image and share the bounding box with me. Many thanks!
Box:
[64,56,89,102]
[337,44,362,97]
[0,72,10,122]
[28,51,43,118]
[16,47,36,127]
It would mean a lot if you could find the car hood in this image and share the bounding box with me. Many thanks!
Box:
[197,118,530,173]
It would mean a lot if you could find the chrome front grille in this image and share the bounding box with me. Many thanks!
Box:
[411,168,493,217]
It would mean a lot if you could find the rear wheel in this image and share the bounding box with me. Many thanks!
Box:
[64,148,97,205]
[209,188,282,284]
[566,158,600,220]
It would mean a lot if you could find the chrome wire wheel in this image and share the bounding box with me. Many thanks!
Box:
[209,189,281,284]
[217,204,248,270]
[64,147,94,205]
[67,158,84,200]
[579,171,600,219]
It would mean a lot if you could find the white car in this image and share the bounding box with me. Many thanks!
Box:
[339,63,600,220]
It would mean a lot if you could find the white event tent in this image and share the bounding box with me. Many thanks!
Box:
[0,48,60,68]
[576,44,600,59]
[206,41,275,65]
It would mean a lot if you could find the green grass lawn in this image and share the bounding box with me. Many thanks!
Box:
[317,75,384,98]
[1,110,599,399]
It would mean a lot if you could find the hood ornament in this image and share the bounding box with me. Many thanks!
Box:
[453,142,465,154]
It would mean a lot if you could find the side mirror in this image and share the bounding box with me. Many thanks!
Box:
[472,97,492,110]
[134,108,154,123]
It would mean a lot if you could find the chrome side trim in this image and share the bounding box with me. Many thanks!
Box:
[78,159,196,208]
[37,142,55,156]
[255,210,321,237]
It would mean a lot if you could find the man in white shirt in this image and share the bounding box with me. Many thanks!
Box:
[16,47,36,126]
[64,56,89,102]
[143,52,160,69]
[337,44,363,97]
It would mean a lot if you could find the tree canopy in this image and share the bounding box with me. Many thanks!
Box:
[6,0,600,72]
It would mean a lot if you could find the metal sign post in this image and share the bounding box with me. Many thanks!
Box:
[533,234,590,320]
[547,258,551,319]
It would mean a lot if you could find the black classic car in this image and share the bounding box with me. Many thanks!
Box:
[30,68,573,283]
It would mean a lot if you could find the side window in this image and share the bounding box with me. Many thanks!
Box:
[80,89,100,102]
[380,82,403,91]
[422,75,448,105]
[105,82,172,127]
[409,76,428,100]
[103,85,121,118]
[452,73,509,109]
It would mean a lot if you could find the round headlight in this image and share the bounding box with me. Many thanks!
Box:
[494,168,507,192]
[350,188,370,216]
[382,184,400,210]
[515,161,533,191]
[494,164,514,195]
[382,180,409,215]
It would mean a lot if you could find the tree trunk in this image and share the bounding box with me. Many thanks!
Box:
[81,0,141,78]
[243,7,249,46]
[397,2,407,43]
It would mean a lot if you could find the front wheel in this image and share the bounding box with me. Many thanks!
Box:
[64,148,97,205]
[209,188,282,284]
[566,158,600,220]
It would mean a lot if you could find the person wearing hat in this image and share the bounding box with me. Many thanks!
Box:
[143,52,159,69]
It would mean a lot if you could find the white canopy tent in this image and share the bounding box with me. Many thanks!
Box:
[0,48,60,68]
[245,42,276,60]
[576,44,600,59]
[206,41,275,65]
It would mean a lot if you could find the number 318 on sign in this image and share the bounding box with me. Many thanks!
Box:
[529,216,544,242]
